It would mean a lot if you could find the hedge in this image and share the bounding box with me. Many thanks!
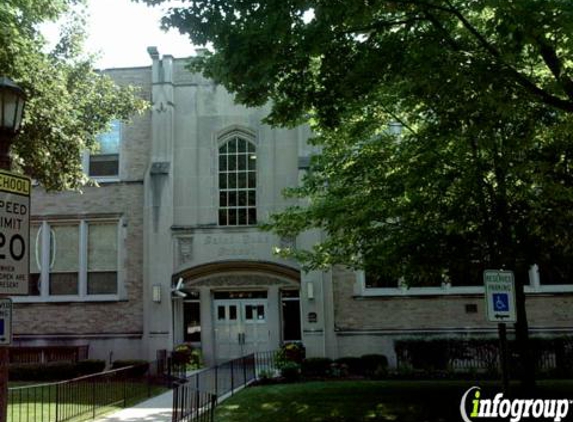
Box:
[9,359,106,381]
[111,359,150,377]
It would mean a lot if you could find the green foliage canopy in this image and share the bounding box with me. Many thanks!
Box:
[145,0,573,284]
[1,0,147,190]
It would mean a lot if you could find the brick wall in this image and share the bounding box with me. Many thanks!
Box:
[333,266,573,332]
[14,183,145,336]
[13,67,151,341]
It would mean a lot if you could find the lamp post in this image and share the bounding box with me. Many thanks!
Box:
[0,76,26,422]
[0,77,26,169]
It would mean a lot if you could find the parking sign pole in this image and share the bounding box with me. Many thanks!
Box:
[484,270,517,396]
[498,322,509,394]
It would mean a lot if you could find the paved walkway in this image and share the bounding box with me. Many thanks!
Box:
[94,390,173,422]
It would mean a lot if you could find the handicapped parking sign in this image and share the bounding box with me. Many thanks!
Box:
[484,270,517,323]
[493,293,509,312]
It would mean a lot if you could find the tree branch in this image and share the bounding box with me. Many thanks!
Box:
[533,34,573,102]
[342,16,425,36]
[441,0,573,112]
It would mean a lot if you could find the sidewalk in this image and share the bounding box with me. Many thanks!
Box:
[94,390,173,422]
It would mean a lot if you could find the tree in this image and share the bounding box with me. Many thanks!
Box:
[145,0,573,389]
[1,3,147,421]
[1,0,147,190]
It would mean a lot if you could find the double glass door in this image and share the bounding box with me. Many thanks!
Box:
[214,299,269,361]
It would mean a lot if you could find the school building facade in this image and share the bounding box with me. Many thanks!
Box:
[11,49,573,366]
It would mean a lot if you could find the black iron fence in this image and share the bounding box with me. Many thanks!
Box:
[9,346,89,365]
[172,385,217,422]
[172,352,277,422]
[8,360,167,422]
[8,350,278,422]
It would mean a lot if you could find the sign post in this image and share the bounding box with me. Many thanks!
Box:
[0,299,12,345]
[484,269,517,394]
[0,170,30,422]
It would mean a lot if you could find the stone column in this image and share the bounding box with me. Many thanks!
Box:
[199,287,215,365]
[267,286,281,349]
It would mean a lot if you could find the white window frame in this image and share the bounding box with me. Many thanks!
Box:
[83,120,122,183]
[217,131,258,227]
[14,218,125,303]
[356,264,573,297]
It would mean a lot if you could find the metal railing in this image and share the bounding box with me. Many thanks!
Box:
[8,360,166,422]
[172,385,217,422]
[172,352,277,422]
[9,346,89,364]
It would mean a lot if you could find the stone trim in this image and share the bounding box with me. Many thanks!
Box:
[191,274,294,288]
[174,260,300,284]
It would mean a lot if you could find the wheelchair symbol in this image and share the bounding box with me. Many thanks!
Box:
[492,293,509,312]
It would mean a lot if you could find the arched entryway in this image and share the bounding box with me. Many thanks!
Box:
[172,261,301,363]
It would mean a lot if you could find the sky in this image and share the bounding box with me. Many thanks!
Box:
[41,0,197,69]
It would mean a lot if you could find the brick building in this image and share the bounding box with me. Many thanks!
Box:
[12,49,573,366]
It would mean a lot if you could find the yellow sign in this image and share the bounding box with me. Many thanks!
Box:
[0,170,30,295]
[0,170,31,196]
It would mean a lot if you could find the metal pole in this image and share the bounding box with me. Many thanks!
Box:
[0,134,11,422]
[242,356,247,385]
[214,365,218,397]
[92,376,97,419]
[499,323,510,394]
[55,383,60,422]
[230,360,234,395]
[195,374,200,414]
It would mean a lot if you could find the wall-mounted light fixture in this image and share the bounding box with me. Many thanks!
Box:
[152,285,161,303]
[307,281,314,300]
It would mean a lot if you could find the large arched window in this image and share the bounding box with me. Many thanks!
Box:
[218,136,257,225]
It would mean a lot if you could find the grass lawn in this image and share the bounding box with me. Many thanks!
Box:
[8,380,167,422]
[215,380,573,422]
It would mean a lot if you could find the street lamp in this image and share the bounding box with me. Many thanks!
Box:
[0,77,26,170]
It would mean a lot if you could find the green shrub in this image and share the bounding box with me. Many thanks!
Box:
[372,365,388,379]
[275,343,305,369]
[360,354,389,376]
[9,362,77,381]
[76,359,106,376]
[301,357,333,378]
[280,362,301,382]
[335,357,363,375]
[173,344,203,370]
[111,360,149,377]
[256,369,276,385]
[258,369,273,379]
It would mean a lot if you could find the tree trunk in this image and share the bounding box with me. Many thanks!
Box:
[514,279,536,392]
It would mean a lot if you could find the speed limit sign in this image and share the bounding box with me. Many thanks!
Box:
[0,170,30,295]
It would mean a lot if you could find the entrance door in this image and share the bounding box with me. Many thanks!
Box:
[214,299,269,361]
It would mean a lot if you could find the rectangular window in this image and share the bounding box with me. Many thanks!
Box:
[365,272,399,288]
[184,301,201,343]
[217,306,226,321]
[87,222,118,294]
[29,224,42,296]
[25,219,120,301]
[538,262,572,285]
[218,136,257,226]
[50,224,79,295]
[282,294,301,341]
[89,120,120,177]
